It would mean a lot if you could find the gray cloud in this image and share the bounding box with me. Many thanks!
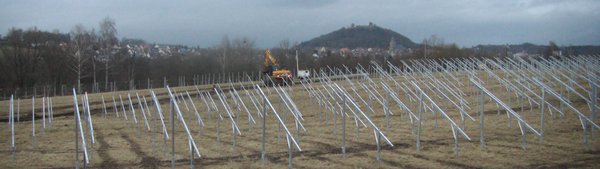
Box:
[1,0,598,47]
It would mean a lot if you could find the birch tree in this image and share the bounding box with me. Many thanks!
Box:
[99,17,118,91]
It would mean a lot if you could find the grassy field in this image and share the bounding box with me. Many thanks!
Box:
[0,73,599,168]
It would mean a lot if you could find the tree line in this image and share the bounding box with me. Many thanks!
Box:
[0,18,265,95]
[0,19,485,97]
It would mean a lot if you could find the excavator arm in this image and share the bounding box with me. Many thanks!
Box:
[265,49,278,67]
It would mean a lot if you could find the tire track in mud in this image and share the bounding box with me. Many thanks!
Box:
[177,134,417,168]
[167,130,414,168]
[119,131,160,169]
[95,129,118,168]
[297,132,479,169]
[184,123,420,168]
[527,156,600,168]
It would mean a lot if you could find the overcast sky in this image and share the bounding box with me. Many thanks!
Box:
[1,0,599,48]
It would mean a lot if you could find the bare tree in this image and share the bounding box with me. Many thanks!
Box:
[230,37,257,72]
[0,27,73,95]
[219,35,231,73]
[89,28,98,92]
[544,41,560,57]
[70,24,95,93]
[99,17,118,91]
[279,39,290,52]
[2,28,28,88]
[422,34,445,58]
[124,43,141,90]
[273,39,294,69]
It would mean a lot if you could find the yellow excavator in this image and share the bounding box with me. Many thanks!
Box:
[262,49,292,86]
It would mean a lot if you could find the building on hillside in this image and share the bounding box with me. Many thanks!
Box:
[339,48,351,57]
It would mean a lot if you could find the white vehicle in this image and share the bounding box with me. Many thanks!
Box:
[297,70,310,80]
[294,50,311,80]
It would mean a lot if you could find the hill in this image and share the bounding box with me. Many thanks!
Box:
[298,23,417,49]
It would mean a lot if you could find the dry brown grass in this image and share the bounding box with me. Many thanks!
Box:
[0,73,599,168]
